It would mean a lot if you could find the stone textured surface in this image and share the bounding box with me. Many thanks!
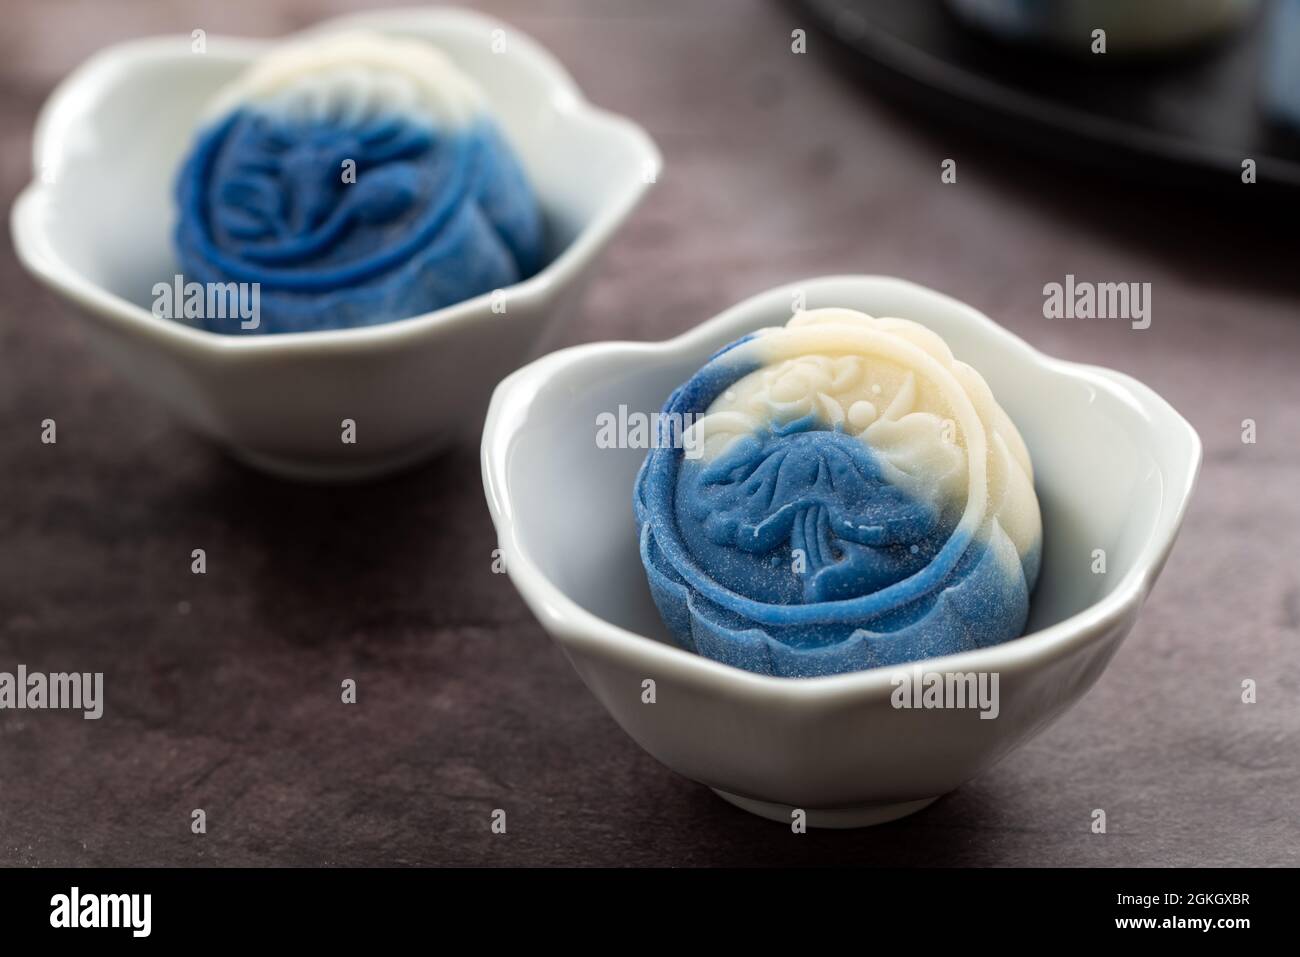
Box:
[1,0,1297,866]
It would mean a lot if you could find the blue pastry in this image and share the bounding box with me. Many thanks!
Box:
[634,308,1043,678]
[173,33,545,334]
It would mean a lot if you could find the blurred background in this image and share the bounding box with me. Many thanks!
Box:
[1,0,1297,866]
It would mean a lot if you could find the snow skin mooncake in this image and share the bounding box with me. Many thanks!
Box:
[634,308,1042,678]
[173,32,545,334]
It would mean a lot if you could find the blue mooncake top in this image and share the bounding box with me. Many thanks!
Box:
[634,308,1042,678]
[173,33,545,334]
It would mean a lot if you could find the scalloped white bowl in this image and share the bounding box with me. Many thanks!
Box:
[482,276,1201,827]
[10,7,660,481]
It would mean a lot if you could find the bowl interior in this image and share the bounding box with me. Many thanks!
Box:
[33,16,643,316]
[501,280,1175,651]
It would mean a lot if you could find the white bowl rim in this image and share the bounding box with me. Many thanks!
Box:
[9,6,662,361]
[482,274,1203,703]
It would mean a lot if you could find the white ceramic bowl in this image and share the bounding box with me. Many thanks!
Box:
[482,276,1201,828]
[10,7,660,481]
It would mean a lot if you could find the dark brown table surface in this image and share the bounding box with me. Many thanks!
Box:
[2,0,1297,867]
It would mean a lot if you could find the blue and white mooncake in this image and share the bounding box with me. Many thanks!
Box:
[634,308,1042,678]
[174,33,545,334]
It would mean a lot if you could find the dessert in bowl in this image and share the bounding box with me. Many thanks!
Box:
[482,276,1200,827]
[11,8,660,480]
[634,308,1042,679]
[173,31,546,335]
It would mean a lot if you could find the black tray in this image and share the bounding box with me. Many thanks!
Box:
[791,0,1300,198]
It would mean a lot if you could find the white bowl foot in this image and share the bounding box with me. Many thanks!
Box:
[711,789,939,828]
[228,441,447,483]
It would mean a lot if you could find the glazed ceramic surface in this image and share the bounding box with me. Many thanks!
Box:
[11,7,660,480]
[482,275,1200,827]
